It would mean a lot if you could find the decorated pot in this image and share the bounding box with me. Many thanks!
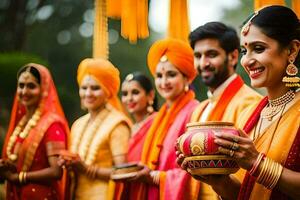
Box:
[176,121,240,175]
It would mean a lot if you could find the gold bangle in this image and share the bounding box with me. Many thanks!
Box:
[257,158,268,184]
[256,157,283,189]
[264,159,275,186]
[150,170,160,185]
[23,172,27,184]
[86,165,98,179]
[18,171,24,184]
[269,163,283,189]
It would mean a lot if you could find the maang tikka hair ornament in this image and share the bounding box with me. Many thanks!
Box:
[241,11,258,36]
[282,54,300,88]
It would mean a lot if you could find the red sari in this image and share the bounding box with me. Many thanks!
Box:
[2,64,69,200]
[118,113,156,200]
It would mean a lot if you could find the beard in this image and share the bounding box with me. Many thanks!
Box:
[198,57,230,88]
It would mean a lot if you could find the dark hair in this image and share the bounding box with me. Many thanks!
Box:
[17,65,41,84]
[124,72,158,111]
[247,5,300,66]
[189,22,240,54]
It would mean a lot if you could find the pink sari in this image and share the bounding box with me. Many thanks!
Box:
[147,99,198,200]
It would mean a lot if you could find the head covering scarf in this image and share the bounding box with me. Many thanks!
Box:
[77,58,124,112]
[2,63,69,200]
[3,63,69,161]
[147,38,196,82]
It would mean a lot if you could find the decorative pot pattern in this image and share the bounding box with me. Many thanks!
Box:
[176,122,240,175]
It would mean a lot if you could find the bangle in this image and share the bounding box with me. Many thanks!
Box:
[86,165,98,179]
[150,170,160,185]
[249,153,265,177]
[23,172,27,184]
[18,172,24,184]
[18,171,27,184]
[256,157,283,189]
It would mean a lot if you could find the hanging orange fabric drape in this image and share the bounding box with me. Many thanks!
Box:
[107,0,121,19]
[168,0,190,43]
[120,0,149,43]
[93,0,108,59]
[254,0,285,10]
[292,0,300,18]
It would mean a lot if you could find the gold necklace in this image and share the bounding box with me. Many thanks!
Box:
[261,90,295,121]
[70,109,106,161]
[6,108,41,161]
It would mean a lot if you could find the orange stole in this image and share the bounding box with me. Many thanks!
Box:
[141,90,195,168]
[134,91,195,199]
[208,75,244,121]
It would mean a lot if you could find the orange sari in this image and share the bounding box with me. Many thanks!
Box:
[238,96,300,200]
[2,64,69,200]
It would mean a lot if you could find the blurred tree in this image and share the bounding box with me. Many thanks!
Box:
[0,0,47,51]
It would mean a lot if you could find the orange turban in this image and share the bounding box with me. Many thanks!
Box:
[147,38,196,82]
[77,58,123,111]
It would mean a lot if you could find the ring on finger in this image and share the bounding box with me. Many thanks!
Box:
[233,137,239,143]
[229,150,235,157]
[232,142,239,150]
[229,141,234,149]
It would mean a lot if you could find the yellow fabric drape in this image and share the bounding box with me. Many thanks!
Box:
[254,0,285,11]
[292,0,300,18]
[93,0,108,59]
[121,0,149,43]
[168,0,190,43]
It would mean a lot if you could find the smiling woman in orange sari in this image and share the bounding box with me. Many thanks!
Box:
[1,64,69,200]
[178,5,300,200]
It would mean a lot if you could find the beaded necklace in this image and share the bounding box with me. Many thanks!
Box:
[261,90,295,121]
[70,107,107,162]
[6,108,41,161]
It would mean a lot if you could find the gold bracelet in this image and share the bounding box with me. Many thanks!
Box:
[262,158,274,186]
[150,170,160,185]
[86,165,98,179]
[23,172,27,184]
[268,163,283,189]
[18,171,24,184]
[256,157,283,189]
[257,158,268,184]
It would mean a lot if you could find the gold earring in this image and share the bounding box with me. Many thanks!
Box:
[282,57,300,88]
[147,100,154,113]
[184,84,189,92]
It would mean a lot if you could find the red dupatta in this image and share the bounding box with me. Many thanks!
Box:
[2,63,70,200]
